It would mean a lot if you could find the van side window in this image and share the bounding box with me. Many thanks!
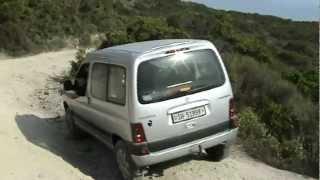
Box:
[108,66,126,105]
[90,63,126,105]
[74,63,89,96]
[91,63,108,100]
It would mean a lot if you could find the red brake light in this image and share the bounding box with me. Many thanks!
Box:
[131,123,147,143]
[229,98,239,128]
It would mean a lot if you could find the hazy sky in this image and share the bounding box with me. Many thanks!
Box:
[185,0,319,21]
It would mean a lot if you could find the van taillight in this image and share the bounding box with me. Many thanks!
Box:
[229,98,239,128]
[131,123,147,143]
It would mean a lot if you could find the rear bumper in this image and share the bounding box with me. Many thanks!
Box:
[131,128,238,167]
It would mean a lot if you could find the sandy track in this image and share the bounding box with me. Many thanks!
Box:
[0,50,314,180]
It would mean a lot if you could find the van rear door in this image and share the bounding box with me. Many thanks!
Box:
[136,49,233,150]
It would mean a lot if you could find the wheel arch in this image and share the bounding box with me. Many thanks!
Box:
[112,134,122,146]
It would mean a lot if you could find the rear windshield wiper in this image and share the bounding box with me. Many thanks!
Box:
[188,83,221,94]
[189,84,208,93]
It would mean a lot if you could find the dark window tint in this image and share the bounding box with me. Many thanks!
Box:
[75,63,89,96]
[138,49,225,104]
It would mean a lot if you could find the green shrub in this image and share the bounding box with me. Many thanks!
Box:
[277,50,310,68]
[239,108,281,165]
[239,108,312,174]
[239,107,267,139]
[79,33,92,47]
[0,22,34,56]
[46,36,66,51]
[260,100,297,141]
[126,17,190,41]
[286,71,319,101]
[234,35,272,63]
[70,48,87,77]
[98,31,131,49]
[284,41,315,58]
[50,48,88,84]
[225,54,304,107]
[98,17,190,49]
[226,53,317,175]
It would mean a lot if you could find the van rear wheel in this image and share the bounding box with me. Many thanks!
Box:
[65,108,86,139]
[206,144,230,161]
[115,141,143,180]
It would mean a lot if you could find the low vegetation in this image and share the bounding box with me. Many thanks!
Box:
[0,0,318,177]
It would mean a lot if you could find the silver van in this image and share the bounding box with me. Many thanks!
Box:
[62,39,238,180]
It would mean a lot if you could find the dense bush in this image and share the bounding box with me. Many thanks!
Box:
[239,108,282,165]
[98,17,190,49]
[239,108,312,175]
[233,35,271,63]
[51,48,87,84]
[286,71,319,102]
[226,54,318,176]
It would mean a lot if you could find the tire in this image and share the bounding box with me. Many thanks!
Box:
[65,108,86,139]
[115,141,143,180]
[206,144,231,161]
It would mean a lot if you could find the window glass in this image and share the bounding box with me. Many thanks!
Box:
[75,63,89,96]
[108,66,126,105]
[138,49,225,104]
[91,63,108,100]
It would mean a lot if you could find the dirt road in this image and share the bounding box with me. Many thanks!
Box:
[0,50,314,180]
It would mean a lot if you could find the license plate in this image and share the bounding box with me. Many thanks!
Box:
[172,106,206,123]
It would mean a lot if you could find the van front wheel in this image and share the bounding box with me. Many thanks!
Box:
[115,141,143,180]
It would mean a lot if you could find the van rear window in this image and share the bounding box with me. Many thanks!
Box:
[137,49,225,104]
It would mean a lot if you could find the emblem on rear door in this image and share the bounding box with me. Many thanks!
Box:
[147,120,153,127]
[185,121,196,129]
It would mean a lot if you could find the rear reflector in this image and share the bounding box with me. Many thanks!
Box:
[229,98,239,128]
[128,143,150,156]
[131,123,147,143]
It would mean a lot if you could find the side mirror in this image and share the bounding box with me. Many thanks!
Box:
[63,80,73,91]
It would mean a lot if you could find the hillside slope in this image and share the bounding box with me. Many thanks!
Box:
[0,0,318,177]
[0,50,314,180]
